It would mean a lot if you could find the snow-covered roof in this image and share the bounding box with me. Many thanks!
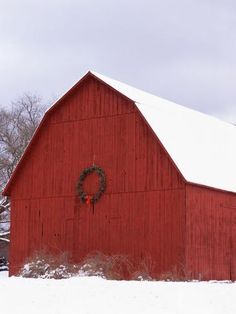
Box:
[91,71,236,193]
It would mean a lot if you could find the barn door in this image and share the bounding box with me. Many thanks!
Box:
[72,201,109,262]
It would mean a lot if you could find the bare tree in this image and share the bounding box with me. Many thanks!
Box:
[0,93,45,191]
[0,94,45,252]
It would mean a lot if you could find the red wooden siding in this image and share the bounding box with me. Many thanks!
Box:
[186,184,236,280]
[73,189,186,275]
[8,76,186,276]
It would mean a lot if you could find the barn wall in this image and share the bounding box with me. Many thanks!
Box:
[8,77,186,277]
[186,184,236,281]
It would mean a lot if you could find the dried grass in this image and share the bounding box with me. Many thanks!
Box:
[19,250,186,281]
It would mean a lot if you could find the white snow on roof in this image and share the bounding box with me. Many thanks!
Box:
[91,71,236,193]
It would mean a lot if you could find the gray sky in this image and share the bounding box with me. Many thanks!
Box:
[1,0,236,122]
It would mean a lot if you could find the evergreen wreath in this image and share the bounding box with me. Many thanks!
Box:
[77,165,106,204]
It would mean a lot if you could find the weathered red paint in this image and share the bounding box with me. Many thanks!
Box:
[4,73,236,280]
[185,184,236,280]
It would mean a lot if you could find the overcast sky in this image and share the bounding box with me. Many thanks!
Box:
[1,0,236,122]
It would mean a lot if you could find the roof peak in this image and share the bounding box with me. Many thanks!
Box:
[89,71,234,129]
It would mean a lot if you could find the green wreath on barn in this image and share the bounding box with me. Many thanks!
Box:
[77,165,106,205]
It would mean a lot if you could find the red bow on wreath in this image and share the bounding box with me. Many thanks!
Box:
[85,195,92,205]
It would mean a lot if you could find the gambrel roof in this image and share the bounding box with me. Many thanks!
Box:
[92,71,236,193]
[3,71,236,195]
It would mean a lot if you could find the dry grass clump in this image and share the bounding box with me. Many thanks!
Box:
[159,264,187,281]
[19,251,187,281]
[79,252,134,280]
[20,251,78,279]
[19,251,156,280]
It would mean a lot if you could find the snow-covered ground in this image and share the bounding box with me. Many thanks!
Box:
[1,271,236,314]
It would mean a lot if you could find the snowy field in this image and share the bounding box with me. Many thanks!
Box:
[1,271,236,314]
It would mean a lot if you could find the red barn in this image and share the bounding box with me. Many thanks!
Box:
[3,71,236,280]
